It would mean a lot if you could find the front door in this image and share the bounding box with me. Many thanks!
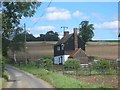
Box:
[59,56,63,65]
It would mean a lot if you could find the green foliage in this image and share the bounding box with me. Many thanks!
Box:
[45,58,53,71]
[35,57,53,70]
[2,71,9,81]
[92,60,110,74]
[0,56,8,80]
[35,31,59,41]
[64,59,80,71]
[2,2,41,57]
[15,64,107,88]
[79,21,94,43]
[1,56,7,75]
[26,33,36,41]
[9,33,25,52]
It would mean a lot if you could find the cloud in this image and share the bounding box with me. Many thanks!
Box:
[34,34,40,37]
[29,25,56,31]
[73,11,83,17]
[30,7,90,22]
[94,21,118,30]
[91,13,103,20]
[45,7,71,21]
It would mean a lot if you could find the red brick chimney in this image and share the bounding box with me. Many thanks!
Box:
[73,28,78,50]
[64,31,69,37]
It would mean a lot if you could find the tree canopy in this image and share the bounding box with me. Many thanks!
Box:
[79,21,94,43]
[29,31,59,41]
[2,2,41,57]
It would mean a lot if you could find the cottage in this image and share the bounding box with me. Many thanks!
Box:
[54,28,89,65]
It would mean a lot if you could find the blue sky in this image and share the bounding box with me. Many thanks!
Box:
[20,2,118,40]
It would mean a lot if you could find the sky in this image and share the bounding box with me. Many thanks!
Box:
[20,2,118,40]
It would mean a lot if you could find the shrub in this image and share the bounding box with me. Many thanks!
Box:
[35,57,53,71]
[64,59,80,71]
[0,56,7,76]
[92,60,110,74]
[44,58,53,71]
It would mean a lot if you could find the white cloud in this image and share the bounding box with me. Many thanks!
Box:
[34,34,40,37]
[29,25,56,31]
[73,11,83,17]
[91,13,103,20]
[45,7,71,21]
[94,21,118,30]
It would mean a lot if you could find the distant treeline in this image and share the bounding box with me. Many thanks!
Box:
[91,40,119,42]
[26,31,59,41]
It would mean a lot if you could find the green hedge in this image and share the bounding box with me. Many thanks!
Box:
[92,60,110,74]
[64,59,80,71]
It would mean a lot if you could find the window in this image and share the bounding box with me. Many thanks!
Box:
[61,44,64,50]
[57,46,60,51]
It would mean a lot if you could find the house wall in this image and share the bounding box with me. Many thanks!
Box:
[54,45,64,56]
[64,35,74,52]
[54,55,69,65]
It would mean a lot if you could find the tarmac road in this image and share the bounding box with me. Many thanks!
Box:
[4,65,54,89]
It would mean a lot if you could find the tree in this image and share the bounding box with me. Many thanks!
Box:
[79,21,94,44]
[26,33,36,41]
[9,33,25,63]
[45,31,59,41]
[2,2,41,57]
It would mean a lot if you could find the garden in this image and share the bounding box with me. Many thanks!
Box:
[13,57,119,89]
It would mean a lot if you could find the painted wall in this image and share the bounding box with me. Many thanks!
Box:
[54,55,69,65]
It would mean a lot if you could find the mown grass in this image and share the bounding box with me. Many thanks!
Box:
[14,64,112,89]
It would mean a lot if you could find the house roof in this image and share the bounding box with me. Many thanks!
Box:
[55,34,73,46]
[69,48,89,64]
[69,48,88,58]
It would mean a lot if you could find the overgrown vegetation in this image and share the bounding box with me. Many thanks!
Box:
[12,57,118,89]
[64,59,80,71]
[15,64,109,89]
[1,56,9,81]
[91,60,117,75]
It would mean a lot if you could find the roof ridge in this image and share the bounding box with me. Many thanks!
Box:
[69,48,88,58]
[55,34,73,45]
[79,48,88,57]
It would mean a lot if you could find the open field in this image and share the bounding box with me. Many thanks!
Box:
[8,41,118,60]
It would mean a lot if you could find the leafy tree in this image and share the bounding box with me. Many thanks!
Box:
[26,33,36,41]
[2,2,41,57]
[79,21,94,44]
[45,31,59,41]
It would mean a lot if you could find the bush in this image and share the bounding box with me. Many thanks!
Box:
[92,60,110,74]
[0,56,7,76]
[64,59,80,71]
[35,57,53,71]
[44,58,53,71]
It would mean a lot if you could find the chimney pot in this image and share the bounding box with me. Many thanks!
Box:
[64,31,69,37]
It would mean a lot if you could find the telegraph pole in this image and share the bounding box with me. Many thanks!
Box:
[24,23,27,65]
[61,26,68,32]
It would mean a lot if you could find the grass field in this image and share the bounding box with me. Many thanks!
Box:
[8,41,118,61]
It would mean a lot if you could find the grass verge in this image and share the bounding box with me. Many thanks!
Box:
[14,64,114,89]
